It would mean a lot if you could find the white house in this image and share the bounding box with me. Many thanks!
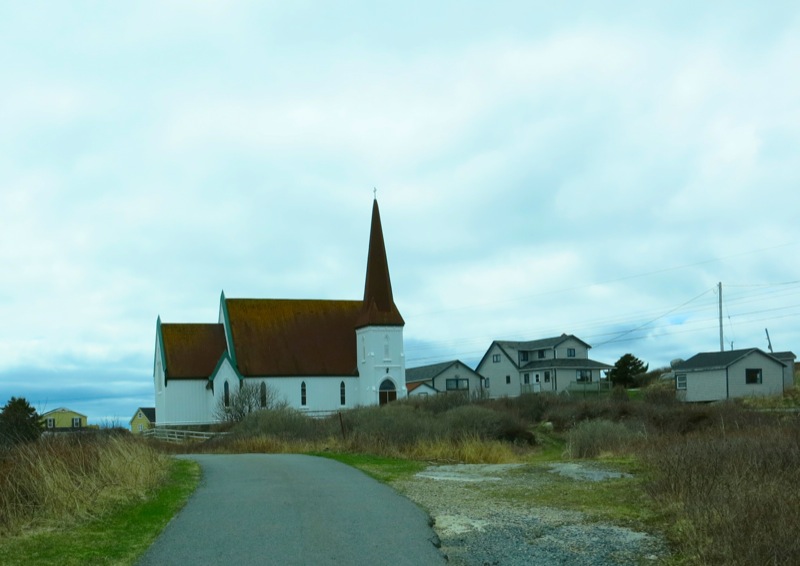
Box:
[476,334,611,397]
[405,360,486,398]
[153,199,407,426]
[670,348,788,402]
[407,382,438,398]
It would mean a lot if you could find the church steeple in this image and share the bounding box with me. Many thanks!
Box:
[355,198,404,328]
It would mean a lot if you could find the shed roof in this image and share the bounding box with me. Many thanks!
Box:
[672,348,786,371]
[161,323,229,379]
[225,298,362,377]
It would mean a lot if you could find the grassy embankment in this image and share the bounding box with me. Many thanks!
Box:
[0,433,199,566]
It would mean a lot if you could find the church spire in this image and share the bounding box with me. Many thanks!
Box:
[355,198,404,328]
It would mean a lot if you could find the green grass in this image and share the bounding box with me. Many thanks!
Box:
[503,458,665,529]
[313,452,426,483]
[0,458,200,566]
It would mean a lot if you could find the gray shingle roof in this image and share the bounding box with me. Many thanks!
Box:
[405,361,459,383]
[520,358,612,370]
[672,348,785,371]
[496,334,590,354]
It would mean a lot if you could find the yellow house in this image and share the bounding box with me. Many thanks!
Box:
[40,407,87,431]
[130,407,156,434]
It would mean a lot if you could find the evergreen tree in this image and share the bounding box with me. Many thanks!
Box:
[608,354,649,389]
[0,396,43,446]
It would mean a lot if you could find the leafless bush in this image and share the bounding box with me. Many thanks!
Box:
[643,420,800,565]
[214,381,287,424]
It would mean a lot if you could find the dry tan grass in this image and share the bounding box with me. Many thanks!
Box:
[0,434,171,534]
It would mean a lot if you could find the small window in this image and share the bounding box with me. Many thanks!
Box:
[535,373,540,383]
[520,351,529,362]
[746,368,762,384]
[676,373,687,390]
[538,350,546,359]
[485,378,490,388]
[72,417,81,428]
[445,378,469,391]
[544,371,551,383]
[138,411,143,419]
[46,418,55,429]
[577,369,591,382]
[567,348,576,358]
[224,381,230,407]
[340,381,346,406]
[138,424,144,432]
[492,354,501,363]
[523,373,530,385]
[260,382,268,408]
[505,375,511,385]
[301,381,307,406]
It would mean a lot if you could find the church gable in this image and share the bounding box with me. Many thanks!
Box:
[161,323,228,379]
[225,298,362,377]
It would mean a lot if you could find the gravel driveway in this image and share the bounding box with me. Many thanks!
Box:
[393,462,670,566]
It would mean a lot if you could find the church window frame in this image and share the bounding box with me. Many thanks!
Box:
[340,381,346,406]
[301,381,307,406]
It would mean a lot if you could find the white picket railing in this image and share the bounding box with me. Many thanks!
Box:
[141,428,227,443]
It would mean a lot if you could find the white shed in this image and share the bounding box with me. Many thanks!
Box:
[671,348,786,402]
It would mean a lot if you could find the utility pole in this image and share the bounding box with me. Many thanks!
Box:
[718,282,724,352]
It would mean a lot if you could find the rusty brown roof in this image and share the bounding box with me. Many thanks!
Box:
[161,323,228,379]
[355,199,404,328]
[225,299,362,377]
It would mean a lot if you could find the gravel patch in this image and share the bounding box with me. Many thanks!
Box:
[395,463,669,566]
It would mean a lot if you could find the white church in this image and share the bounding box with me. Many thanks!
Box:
[153,199,407,426]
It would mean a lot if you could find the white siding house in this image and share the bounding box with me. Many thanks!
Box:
[476,334,611,398]
[153,199,407,426]
[405,360,485,398]
[671,348,787,402]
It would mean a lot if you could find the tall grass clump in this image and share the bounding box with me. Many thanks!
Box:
[643,420,800,565]
[0,433,171,534]
[566,419,642,458]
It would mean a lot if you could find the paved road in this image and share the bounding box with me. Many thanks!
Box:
[137,454,445,565]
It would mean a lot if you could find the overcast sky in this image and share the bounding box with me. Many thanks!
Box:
[2,1,799,424]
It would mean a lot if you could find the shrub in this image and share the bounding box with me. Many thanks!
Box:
[566,418,641,458]
[0,397,42,447]
[443,405,533,444]
[232,407,330,441]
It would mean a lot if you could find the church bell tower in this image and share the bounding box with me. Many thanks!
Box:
[355,198,406,405]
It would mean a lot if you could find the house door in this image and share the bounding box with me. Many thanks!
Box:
[379,379,397,405]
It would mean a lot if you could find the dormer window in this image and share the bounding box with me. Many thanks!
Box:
[520,351,529,362]
[538,350,546,359]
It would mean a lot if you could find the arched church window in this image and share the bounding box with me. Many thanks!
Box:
[223,381,230,408]
[340,381,346,406]
[301,381,307,406]
[260,382,267,408]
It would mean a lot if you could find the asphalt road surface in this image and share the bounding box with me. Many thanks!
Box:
[137,454,445,565]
